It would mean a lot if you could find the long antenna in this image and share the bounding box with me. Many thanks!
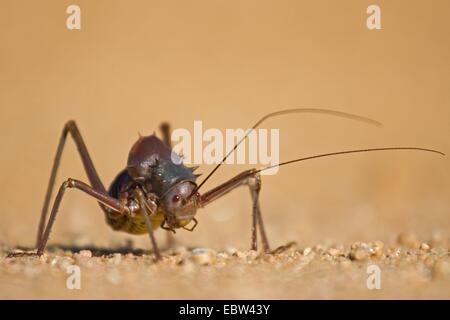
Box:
[256,147,445,174]
[193,108,382,193]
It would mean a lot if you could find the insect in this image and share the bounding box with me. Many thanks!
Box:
[31,108,443,260]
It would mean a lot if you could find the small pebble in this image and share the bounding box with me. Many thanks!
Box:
[327,248,341,257]
[171,246,188,256]
[216,252,229,260]
[225,247,238,255]
[370,241,384,257]
[386,246,402,258]
[350,248,368,261]
[78,250,92,258]
[110,253,122,265]
[189,248,216,265]
[51,256,73,270]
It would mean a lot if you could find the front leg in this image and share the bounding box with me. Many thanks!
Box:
[248,173,270,252]
[134,189,162,261]
[37,178,129,255]
[199,169,270,252]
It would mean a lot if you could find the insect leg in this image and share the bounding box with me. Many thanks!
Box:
[159,122,176,249]
[199,169,270,252]
[134,189,162,261]
[37,178,129,256]
[37,120,107,247]
[248,173,270,252]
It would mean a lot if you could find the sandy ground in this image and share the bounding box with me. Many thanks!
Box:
[1,232,449,299]
[1,0,450,300]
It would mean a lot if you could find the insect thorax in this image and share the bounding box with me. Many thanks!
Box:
[105,158,197,235]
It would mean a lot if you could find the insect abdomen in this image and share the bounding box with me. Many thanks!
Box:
[106,208,165,235]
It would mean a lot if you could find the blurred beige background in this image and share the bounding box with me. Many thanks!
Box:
[0,0,449,254]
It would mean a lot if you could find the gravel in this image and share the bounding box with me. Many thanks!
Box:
[1,233,449,299]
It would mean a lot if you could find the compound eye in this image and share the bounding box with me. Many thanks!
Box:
[172,194,180,203]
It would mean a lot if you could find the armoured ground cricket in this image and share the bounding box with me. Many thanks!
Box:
[21,108,443,260]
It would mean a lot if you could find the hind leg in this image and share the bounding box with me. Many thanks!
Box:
[36,121,108,247]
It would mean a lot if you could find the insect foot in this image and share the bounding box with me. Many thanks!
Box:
[270,241,298,255]
[6,249,40,258]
